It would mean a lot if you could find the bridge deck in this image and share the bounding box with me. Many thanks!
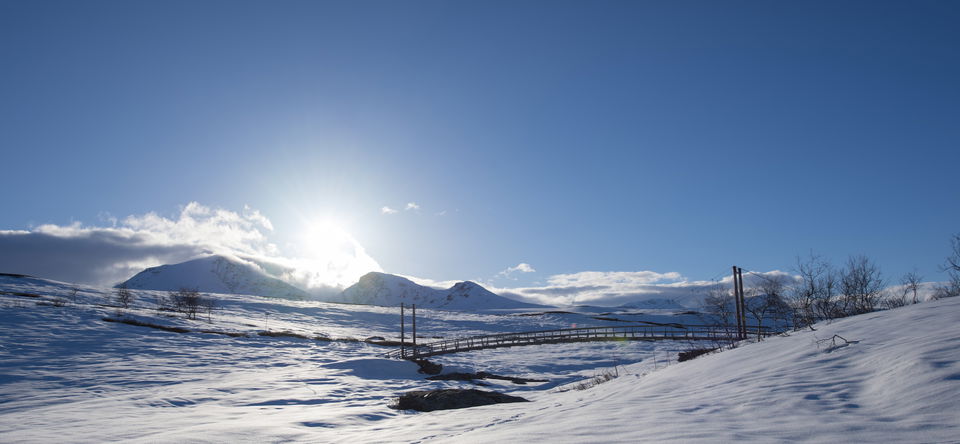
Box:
[385,324,763,359]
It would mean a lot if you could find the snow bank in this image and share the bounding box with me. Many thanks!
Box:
[378,297,960,443]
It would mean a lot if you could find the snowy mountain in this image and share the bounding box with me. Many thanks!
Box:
[121,255,309,300]
[332,272,541,310]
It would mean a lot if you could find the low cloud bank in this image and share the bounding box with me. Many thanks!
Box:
[0,203,381,290]
[496,270,800,308]
[1,202,800,307]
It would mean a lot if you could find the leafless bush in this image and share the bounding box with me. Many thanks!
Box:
[555,367,621,392]
[839,255,884,316]
[115,283,134,309]
[744,274,791,340]
[934,234,960,299]
[882,291,909,309]
[882,270,922,309]
[790,253,840,326]
[699,282,737,341]
[166,288,216,320]
[932,281,960,300]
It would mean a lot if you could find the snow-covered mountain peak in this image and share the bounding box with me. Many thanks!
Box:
[333,273,541,310]
[121,255,308,300]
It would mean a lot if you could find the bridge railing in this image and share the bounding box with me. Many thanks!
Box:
[383,323,773,359]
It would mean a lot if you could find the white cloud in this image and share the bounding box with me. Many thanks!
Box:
[493,270,797,308]
[405,202,420,211]
[0,202,381,290]
[400,274,463,290]
[546,270,682,287]
[497,262,537,279]
[381,206,398,215]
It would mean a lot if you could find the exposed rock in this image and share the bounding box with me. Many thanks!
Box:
[412,358,442,375]
[426,371,547,385]
[678,347,717,362]
[393,389,529,412]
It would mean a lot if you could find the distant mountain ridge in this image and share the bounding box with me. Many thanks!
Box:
[121,255,308,300]
[330,272,542,310]
[122,258,540,309]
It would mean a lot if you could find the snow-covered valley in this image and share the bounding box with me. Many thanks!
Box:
[1,274,958,442]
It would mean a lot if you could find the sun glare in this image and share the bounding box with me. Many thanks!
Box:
[294,219,382,289]
[302,219,353,255]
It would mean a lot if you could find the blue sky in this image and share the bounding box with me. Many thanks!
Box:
[1,1,958,304]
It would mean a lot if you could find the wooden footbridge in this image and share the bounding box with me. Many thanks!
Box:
[385,324,764,360]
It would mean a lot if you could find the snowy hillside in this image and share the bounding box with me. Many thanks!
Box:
[333,272,542,310]
[1,273,958,443]
[121,255,308,300]
[378,297,960,443]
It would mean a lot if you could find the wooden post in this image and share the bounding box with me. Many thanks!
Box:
[400,303,405,359]
[733,266,743,340]
[412,304,417,353]
[737,267,747,339]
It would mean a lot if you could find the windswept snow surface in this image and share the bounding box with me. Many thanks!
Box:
[1,274,958,442]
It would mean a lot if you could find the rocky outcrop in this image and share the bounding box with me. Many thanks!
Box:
[392,389,529,412]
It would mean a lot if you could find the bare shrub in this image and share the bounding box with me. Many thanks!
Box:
[932,281,960,300]
[902,270,923,305]
[744,274,791,340]
[790,253,840,326]
[934,234,960,299]
[699,282,737,341]
[882,270,920,309]
[555,367,621,392]
[167,288,215,320]
[883,290,909,309]
[115,283,134,309]
[839,255,884,316]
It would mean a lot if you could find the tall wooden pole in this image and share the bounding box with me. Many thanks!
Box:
[400,303,405,359]
[412,304,417,351]
[737,267,747,339]
[733,266,743,340]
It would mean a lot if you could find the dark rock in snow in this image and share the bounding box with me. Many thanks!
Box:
[412,358,443,375]
[426,371,548,385]
[393,389,529,412]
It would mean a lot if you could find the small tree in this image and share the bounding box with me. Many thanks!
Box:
[900,270,923,304]
[934,234,960,299]
[166,288,216,321]
[839,255,884,316]
[115,283,134,309]
[886,270,923,308]
[700,282,738,346]
[200,297,217,322]
[744,275,791,340]
[791,253,840,325]
[169,288,202,320]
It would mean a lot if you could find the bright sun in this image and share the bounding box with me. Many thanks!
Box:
[294,219,382,289]
[302,219,354,255]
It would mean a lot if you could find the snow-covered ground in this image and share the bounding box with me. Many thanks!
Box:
[1,274,958,442]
